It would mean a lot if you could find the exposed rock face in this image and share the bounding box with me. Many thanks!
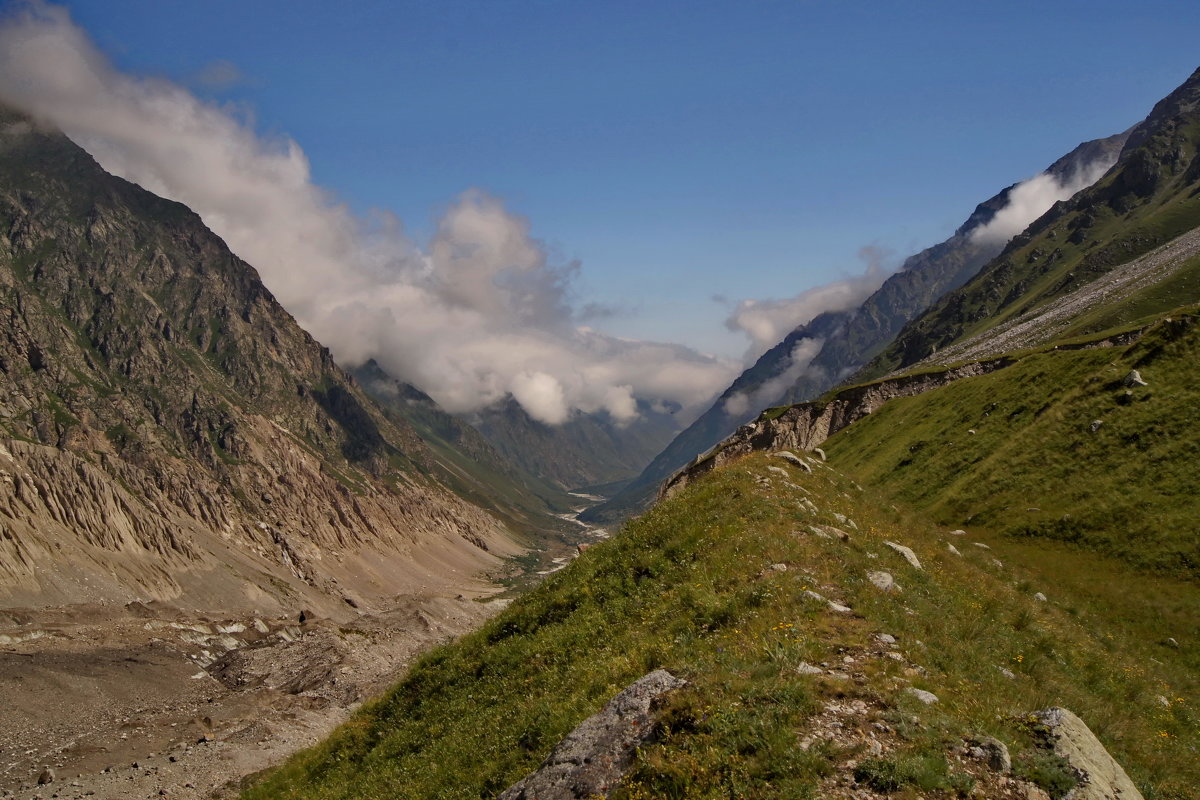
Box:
[353,359,573,531]
[773,450,812,471]
[867,571,897,592]
[1033,707,1144,800]
[0,105,517,614]
[1123,369,1148,387]
[911,227,1200,370]
[884,541,923,570]
[967,736,1011,773]
[498,670,686,800]
[905,688,939,705]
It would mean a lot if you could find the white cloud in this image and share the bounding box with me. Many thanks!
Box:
[725,246,890,361]
[0,2,738,425]
[970,159,1114,246]
[722,337,824,418]
[510,371,569,426]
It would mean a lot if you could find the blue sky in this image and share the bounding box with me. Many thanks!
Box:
[38,1,1200,356]
[2,1,1197,426]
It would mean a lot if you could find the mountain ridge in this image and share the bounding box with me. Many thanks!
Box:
[466,393,683,492]
[583,130,1128,526]
[0,102,521,615]
[859,66,1200,379]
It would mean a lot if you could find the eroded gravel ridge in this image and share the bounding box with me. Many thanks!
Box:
[920,226,1200,367]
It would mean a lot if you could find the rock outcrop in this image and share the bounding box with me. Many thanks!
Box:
[498,670,686,800]
[1033,708,1144,800]
[661,357,1014,500]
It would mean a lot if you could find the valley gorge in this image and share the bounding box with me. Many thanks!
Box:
[0,33,1197,800]
[0,104,542,798]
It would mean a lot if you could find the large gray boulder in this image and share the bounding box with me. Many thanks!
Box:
[884,541,923,570]
[1123,370,1148,387]
[499,670,686,799]
[867,571,898,592]
[1033,707,1144,800]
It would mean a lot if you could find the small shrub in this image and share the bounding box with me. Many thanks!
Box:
[854,753,974,795]
[1013,749,1079,799]
[853,757,904,791]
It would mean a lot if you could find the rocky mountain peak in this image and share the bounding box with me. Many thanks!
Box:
[0,104,518,614]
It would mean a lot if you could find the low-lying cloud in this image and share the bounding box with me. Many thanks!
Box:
[0,2,737,425]
[724,245,891,361]
[970,158,1115,246]
[721,337,825,418]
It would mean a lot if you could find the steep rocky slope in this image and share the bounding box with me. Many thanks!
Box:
[583,132,1127,526]
[916,224,1200,367]
[352,359,578,536]
[864,66,1200,379]
[0,103,519,615]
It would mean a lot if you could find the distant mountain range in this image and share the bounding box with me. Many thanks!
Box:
[582,129,1130,524]
[465,394,684,494]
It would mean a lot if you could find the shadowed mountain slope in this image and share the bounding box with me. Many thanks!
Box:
[0,104,521,615]
[467,395,683,493]
[352,359,578,531]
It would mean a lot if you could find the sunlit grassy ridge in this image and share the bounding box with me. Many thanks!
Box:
[245,452,1198,799]
[823,306,1200,577]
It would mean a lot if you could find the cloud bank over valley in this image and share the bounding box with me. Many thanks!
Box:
[0,4,1123,427]
[0,3,738,425]
[723,245,892,362]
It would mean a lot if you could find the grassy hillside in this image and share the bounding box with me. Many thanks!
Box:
[824,307,1200,578]
[243,451,1198,799]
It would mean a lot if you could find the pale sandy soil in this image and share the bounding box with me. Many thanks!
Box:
[0,593,509,800]
[0,506,612,800]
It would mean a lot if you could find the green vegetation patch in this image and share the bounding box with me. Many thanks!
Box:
[853,753,974,794]
[245,451,1198,799]
[825,309,1200,577]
